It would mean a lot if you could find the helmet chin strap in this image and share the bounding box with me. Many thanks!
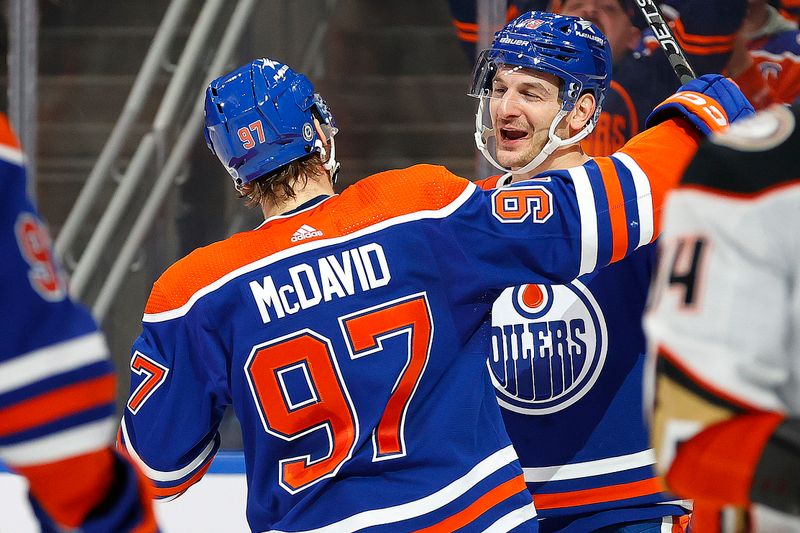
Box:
[474,97,597,177]
[316,137,340,186]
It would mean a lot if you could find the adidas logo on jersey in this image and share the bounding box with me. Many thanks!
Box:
[291,224,323,242]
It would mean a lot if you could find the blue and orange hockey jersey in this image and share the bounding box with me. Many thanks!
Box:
[476,132,702,531]
[120,117,700,532]
[732,21,800,109]
[586,0,747,156]
[0,115,157,532]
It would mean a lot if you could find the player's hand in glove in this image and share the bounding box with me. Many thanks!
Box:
[646,74,755,135]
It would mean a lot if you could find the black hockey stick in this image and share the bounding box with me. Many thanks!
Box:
[633,0,697,84]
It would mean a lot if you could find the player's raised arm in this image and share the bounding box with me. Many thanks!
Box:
[0,115,158,532]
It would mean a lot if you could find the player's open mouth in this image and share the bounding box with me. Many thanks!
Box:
[499,127,529,145]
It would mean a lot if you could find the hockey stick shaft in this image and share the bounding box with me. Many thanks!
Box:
[633,0,697,84]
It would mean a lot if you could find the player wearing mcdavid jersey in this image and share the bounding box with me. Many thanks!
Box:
[647,104,800,533]
[118,58,750,532]
[467,11,754,533]
[0,114,158,532]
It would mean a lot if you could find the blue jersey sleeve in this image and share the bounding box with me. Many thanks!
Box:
[120,288,226,500]
[0,115,157,532]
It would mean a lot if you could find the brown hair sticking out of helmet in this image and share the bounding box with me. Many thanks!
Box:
[241,153,326,207]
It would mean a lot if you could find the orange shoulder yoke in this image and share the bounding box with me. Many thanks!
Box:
[0,114,21,150]
[145,165,471,315]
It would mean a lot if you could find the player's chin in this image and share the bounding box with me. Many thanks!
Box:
[496,149,529,169]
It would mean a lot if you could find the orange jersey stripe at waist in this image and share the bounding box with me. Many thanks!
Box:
[0,375,116,437]
[534,477,662,510]
[415,474,530,532]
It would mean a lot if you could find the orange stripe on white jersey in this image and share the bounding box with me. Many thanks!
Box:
[0,332,109,395]
[266,445,523,533]
[143,167,475,322]
[533,477,663,510]
[0,374,116,437]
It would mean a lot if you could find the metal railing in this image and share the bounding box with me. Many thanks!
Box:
[56,0,336,322]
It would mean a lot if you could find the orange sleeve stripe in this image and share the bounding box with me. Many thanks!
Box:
[610,80,639,135]
[595,157,629,263]
[151,459,213,498]
[0,114,21,150]
[414,474,529,532]
[657,343,764,411]
[672,18,736,46]
[666,412,784,507]
[456,29,478,43]
[0,374,116,436]
[675,39,735,56]
[17,447,115,528]
[534,477,662,510]
[619,120,700,239]
[452,20,478,31]
[145,165,470,315]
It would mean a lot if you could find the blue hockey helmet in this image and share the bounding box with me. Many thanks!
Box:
[204,58,338,190]
[468,11,612,175]
[469,11,612,120]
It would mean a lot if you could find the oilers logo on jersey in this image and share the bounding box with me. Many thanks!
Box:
[488,281,607,415]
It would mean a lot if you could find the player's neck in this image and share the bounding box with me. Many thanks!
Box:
[260,171,335,219]
[509,145,590,183]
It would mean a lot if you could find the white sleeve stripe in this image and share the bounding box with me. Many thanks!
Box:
[0,418,115,467]
[143,183,478,323]
[483,502,537,533]
[613,153,654,247]
[266,445,520,533]
[568,166,598,275]
[0,144,24,166]
[751,50,800,63]
[0,332,109,395]
[522,448,656,482]
[120,417,217,482]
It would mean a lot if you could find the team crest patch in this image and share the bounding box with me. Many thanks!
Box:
[303,123,314,141]
[522,19,546,30]
[487,281,607,415]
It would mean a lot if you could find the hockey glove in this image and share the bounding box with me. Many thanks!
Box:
[646,74,755,135]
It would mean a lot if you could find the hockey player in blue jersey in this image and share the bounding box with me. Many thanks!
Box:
[467,11,754,533]
[119,55,751,532]
[0,114,159,532]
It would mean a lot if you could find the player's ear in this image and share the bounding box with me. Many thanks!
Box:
[568,92,596,132]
